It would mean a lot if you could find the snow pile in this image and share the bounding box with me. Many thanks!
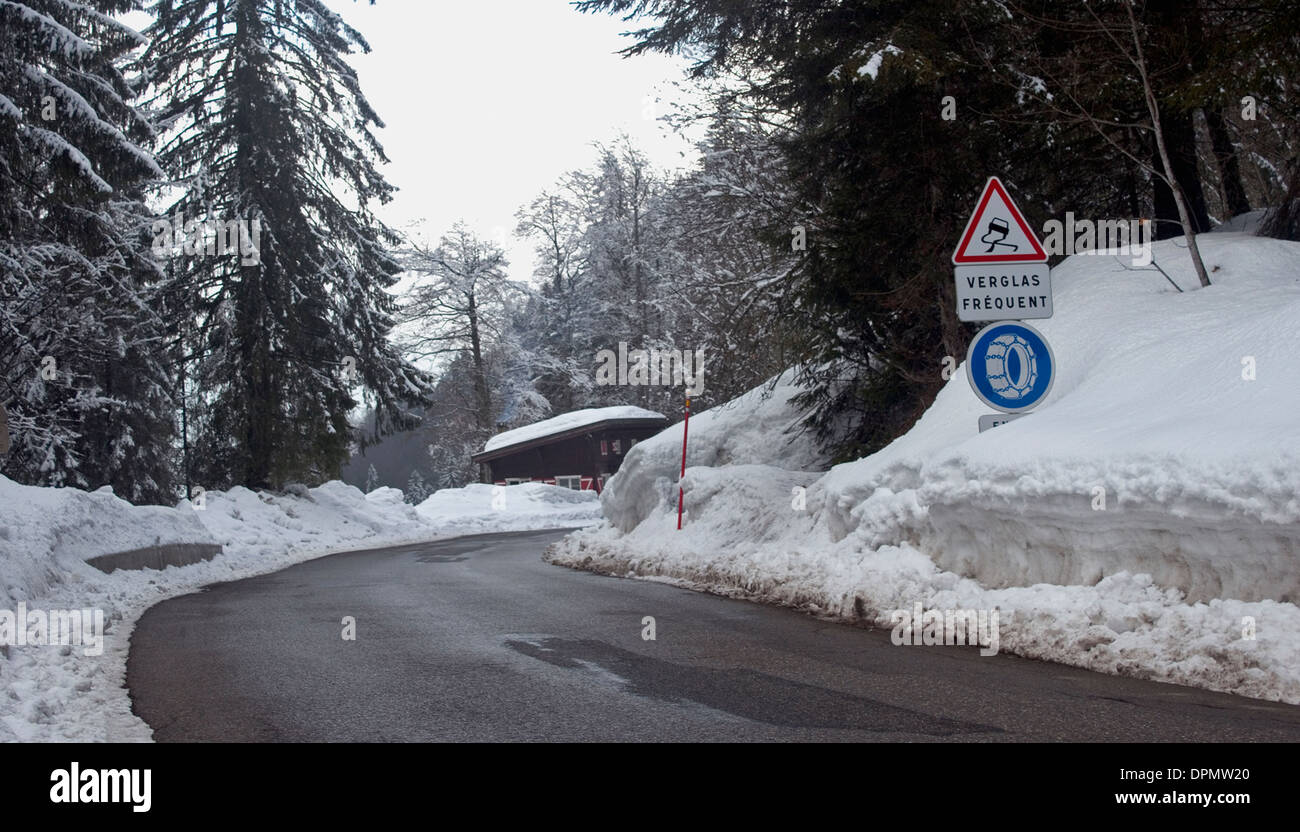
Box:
[549,232,1300,703]
[416,482,601,533]
[601,369,830,532]
[818,232,1300,604]
[482,405,666,453]
[0,477,212,608]
[0,476,598,741]
[192,481,435,561]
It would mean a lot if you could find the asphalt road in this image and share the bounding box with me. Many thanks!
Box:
[128,528,1300,742]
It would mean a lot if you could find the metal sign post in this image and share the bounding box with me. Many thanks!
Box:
[677,394,690,530]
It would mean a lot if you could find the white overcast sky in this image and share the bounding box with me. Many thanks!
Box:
[329,0,701,284]
[123,1,701,283]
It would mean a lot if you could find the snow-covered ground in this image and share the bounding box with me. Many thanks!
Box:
[548,232,1300,704]
[0,478,599,741]
[416,481,600,533]
[599,369,832,534]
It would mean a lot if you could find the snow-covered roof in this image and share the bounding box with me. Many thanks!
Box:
[482,406,668,453]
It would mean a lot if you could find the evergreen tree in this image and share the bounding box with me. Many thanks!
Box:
[141,0,428,491]
[0,0,180,503]
[652,108,799,405]
[404,468,428,505]
[577,0,1031,458]
[420,356,489,488]
[576,0,1299,455]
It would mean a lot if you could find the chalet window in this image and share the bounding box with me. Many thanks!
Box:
[505,477,529,485]
[600,440,608,456]
[555,475,582,491]
[612,439,622,454]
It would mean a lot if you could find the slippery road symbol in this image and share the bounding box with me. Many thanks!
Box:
[980,217,1020,254]
[952,176,1048,264]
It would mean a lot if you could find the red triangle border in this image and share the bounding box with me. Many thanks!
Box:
[952,176,1048,263]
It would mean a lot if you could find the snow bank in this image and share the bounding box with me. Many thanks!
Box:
[0,477,212,609]
[193,480,435,561]
[416,482,601,533]
[602,369,829,532]
[820,233,1300,604]
[482,405,666,452]
[549,232,1300,703]
[0,476,598,741]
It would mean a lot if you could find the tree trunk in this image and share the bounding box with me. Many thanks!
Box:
[1124,134,1143,220]
[1259,162,1300,241]
[466,292,492,433]
[1151,110,1211,239]
[1205,106,1252,218]
[1127,2,1211,287]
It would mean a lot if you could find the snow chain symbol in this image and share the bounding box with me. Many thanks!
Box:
[966,321,1055,413]
[983,332,1039,400]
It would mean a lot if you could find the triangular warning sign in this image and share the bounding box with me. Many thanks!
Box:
[952,176,1047,264]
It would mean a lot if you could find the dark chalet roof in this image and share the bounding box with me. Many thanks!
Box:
[471,406,669,464]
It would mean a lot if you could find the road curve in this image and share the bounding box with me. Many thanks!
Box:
[127,529,1300,742]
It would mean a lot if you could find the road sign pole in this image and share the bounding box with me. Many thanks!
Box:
[677,394,690,530]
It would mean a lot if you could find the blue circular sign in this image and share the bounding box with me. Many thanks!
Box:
[965,321,1055,413]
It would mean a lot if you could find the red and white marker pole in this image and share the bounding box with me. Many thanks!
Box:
[677,393,690,530]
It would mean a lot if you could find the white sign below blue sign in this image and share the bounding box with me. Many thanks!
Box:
[977,413,1028,432]
[965,321,1055,413]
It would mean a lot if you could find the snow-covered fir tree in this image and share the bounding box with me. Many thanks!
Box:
[0,0,180,503]
[140,0,429,490]
[404,469,428,505]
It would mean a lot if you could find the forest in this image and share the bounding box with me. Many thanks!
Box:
[2,0,1296,504]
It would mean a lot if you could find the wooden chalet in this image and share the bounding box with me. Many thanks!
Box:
[471,406,669,492]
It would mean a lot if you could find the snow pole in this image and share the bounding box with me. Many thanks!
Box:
[677,392,690,530]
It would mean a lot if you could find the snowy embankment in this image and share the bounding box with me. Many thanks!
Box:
[548,232,1300,703]
[416,481,603,534]
[0,478,599,741]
